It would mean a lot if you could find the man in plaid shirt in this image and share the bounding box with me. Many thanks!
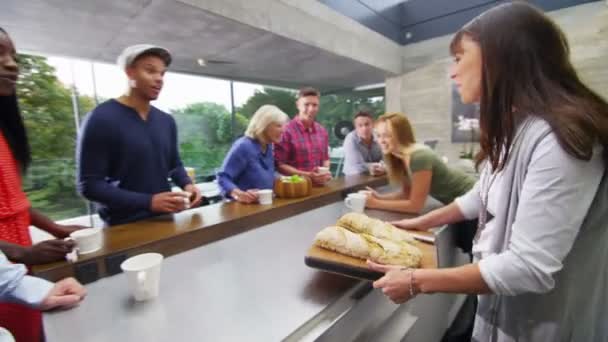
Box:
[275,87,332,185]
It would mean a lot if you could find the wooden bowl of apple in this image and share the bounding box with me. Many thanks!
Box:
[274,175,312,198]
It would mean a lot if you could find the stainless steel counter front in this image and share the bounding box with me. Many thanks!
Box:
[43,201,469,341]
[44,202,360,341]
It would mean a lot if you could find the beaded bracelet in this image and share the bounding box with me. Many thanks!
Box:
[401,267,417,297]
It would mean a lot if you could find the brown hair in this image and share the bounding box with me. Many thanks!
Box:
[376,113,416,184]
[450,2,608,171]
[297,87,320,99]
[353,111,373,121]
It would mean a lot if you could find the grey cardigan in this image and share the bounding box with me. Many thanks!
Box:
[455,117,608,342]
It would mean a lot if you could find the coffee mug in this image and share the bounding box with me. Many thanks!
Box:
[66,228,103,255]
[344,193,366,213]
[366,162,379,176]
[120,253,164,302]
[257,189,273,205]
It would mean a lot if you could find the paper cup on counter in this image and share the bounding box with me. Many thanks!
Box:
[65,228,103,255]
[317,167,330,175]
[121,253,164,302]
[257,189,273,205]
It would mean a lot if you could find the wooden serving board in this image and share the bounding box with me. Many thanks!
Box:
[305,240,437,281]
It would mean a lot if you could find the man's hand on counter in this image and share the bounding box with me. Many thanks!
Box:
[150,192,191,213]
[39,277,87,311]
[309,169,332,185]
[184,183,203,207]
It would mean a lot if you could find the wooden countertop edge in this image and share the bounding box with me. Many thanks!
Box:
[32,176,387,282]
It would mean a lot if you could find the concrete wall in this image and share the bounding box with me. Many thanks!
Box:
[386,1,608,163]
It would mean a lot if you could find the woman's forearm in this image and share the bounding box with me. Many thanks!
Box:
[415,202,466,229]
[29,209,61,236]
[0,241,27,263]
[415,263,492,294]
[376,191,407,200]
[368,198,423,214]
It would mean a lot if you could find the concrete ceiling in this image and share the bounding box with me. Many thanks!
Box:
[319,0,599,44]
[0,0,391,92]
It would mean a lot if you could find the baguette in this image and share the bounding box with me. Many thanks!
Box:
[337,213,416,244]
[314,226,422,267]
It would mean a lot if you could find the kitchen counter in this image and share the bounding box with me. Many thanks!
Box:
[32,175,387,282]
[43,199,470,341]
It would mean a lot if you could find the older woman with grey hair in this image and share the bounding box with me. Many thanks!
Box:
[217,105,289,204]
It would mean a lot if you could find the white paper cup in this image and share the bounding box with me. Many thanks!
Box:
[344,193,366,213]
[67,228,103,255]
[317,167,330,174]
[257,189,273,205]
[121,253,164,301]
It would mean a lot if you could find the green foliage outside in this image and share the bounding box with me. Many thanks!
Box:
[238,87,385,147]
[171,102,248,178]
[17,54,95,220]
[317,93,385,147]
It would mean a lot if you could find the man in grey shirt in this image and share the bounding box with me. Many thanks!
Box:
[342,111,384,175]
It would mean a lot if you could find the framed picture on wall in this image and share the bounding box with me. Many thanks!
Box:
[451,83,480,143]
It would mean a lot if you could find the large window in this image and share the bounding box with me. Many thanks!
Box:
[18,54,93,220]
[317,92,385,149]
[17,51,384,221]
[18,54,268,220]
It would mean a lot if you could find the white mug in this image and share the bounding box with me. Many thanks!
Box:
[257,189,273,205]
[344,193,366,213]
[120,253,164,302]
[366,162,379,176]
[66,228,103,255]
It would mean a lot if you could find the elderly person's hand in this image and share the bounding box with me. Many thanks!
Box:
[231,188,259,204]
[367,260,418,304]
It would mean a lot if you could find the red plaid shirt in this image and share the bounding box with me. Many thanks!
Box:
[274,118,329,172]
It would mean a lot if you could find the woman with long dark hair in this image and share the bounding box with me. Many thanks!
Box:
[0,27,88,342]
[372,3,608,341]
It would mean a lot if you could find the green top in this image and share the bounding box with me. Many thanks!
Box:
[408,148,475,204]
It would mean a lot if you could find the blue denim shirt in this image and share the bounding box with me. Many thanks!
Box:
[217,137,276,197]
